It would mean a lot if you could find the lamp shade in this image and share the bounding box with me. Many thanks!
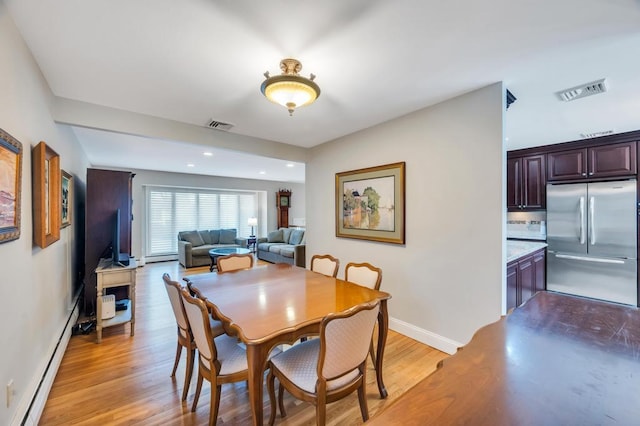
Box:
[247,217,258,227]
[261,58,320,115]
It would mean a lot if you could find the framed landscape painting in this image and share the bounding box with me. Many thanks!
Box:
[335,161,405,244]
[0,129,23,244]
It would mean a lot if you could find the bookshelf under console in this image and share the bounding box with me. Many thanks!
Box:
[95,258,137,343]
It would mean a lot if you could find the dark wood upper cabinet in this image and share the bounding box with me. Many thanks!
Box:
[547,148,587,181]
[548,142,637,181]
[507,154,546,211]
[588,142,637,178]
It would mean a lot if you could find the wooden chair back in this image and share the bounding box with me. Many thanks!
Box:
[266,300,381,425]
[179,288,249,424]
[310,254,340,277]
[162,273,195,401]
[217,253,254,273]
[319,300,380,380]
[180,288,217,363]
[345,262,383,290]
[163,273,190,340]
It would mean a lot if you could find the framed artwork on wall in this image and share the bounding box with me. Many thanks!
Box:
[335,161,406,244]
[0,129,23,244]
[61,170,72,228]
[33,141,61,248]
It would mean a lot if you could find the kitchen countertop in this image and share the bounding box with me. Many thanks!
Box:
[507,240,547,263]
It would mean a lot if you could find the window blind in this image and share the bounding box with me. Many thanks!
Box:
[146,186,258,257]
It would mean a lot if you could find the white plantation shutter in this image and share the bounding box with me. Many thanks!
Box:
[146,186,258,257]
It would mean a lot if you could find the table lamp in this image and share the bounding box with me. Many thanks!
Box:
[248,217,258,237]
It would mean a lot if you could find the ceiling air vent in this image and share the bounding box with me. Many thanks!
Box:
[556,78,608,102]
[206,119,234,131]
[580,130,614,139]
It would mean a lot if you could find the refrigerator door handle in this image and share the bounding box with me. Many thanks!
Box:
[554,253,625,264]
[589,196,596,245]
[579,196,586,245]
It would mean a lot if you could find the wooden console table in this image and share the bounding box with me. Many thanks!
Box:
[368,291,640,425]
[94,258,137,343]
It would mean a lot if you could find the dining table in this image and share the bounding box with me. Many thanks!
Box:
[368,291,640,425]
[186,262,392,426]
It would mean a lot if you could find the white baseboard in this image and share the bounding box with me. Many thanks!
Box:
[143,254,177,264]
[13,303,79,426]
[389,316,462,355]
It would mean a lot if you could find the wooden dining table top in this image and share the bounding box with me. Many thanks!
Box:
[185,263,391,344]
[368,291,640,425]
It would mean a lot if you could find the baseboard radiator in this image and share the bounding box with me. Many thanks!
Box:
[16,291,81,426]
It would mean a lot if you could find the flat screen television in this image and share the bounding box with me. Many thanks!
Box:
[111,209,130,267]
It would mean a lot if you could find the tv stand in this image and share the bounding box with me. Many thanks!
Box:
[95,257,137,343]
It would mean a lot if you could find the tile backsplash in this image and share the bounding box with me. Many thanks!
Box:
[507,211,547,240]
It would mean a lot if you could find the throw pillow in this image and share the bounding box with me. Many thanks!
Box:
[289,229,304,245]
[181,230,205,247]
[219,229,237,244]
[267,229,284,243]
[199,230,213,245]
[209,229,220,244]
[282,228,293,244]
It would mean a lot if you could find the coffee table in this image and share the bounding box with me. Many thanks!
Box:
[208,247,251,272]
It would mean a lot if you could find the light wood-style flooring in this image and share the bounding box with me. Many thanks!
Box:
[40,260,448,425]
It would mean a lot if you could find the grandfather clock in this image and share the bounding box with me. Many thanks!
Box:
[276,190,291,228]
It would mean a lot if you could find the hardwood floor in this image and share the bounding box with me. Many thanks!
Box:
[40,261,448,425]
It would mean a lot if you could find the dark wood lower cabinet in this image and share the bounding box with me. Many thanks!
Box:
[507,248,546,311]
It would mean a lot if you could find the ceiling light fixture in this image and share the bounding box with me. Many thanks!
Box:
[260,58,320,116]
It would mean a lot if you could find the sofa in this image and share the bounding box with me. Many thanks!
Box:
[257,227,306,268]
[178,229,246,268]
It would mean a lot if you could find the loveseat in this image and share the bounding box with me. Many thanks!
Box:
[178,229,246,268]
[257,227,306,268]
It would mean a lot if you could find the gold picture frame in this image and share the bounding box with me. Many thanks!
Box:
[33,141,60,248]
[61,170,72,228]
[336,161,405,244]
[0,129,23,244]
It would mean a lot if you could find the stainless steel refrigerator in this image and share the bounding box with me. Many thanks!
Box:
[546,179,638,306]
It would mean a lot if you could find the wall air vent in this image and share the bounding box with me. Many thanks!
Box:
[580,130,614,139]
[556,78,608,102]
[206,119,234,131]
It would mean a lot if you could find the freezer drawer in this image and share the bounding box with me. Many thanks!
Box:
[547,251,637,306]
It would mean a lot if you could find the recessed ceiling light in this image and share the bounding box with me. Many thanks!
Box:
[286,163,294,168]
[259,170,266,175]
[203,152,213,156]
[187,163,195,168]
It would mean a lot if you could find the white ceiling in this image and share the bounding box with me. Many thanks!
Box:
[6,0,640,182]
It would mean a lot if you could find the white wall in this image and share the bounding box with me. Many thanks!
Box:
[0,2,91,424]
[306,83,505,352]
[105,168,305,260]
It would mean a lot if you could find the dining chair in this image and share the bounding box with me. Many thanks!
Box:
[216,253,254,273]
[344,262,382,290]
[345,262,383,366]
[267,300,381,426]
[310,254,340,277]
[180,288,250,426]
[162,273,225,401]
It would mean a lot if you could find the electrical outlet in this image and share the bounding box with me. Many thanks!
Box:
[6,380,13,407]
